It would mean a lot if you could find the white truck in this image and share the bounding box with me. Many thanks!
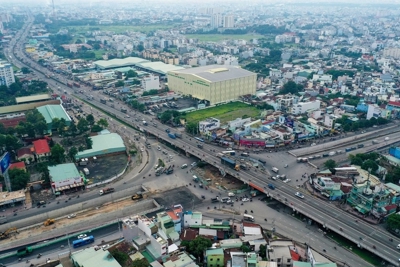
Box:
[271,167,279,173]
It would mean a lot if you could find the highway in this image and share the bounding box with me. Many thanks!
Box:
[7,17,400,265]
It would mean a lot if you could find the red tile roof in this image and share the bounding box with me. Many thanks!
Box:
[385,204,397,211]
[290,249,301,261]
[388,101,400,107]
[17,147,33,158]
[33,139,50,154]
[9,161,26,170]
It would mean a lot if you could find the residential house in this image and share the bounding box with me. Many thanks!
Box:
[32,139,50,160]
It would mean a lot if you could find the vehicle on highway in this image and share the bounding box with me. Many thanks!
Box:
[77,234,87,239]
[67,214,76,219]
[295,192,304,199]
[243,214,255,222]
[241,198,250,202]
[73,236,94,248]
[165,128,170,133]
[271,167,279,173]
[181,164,188,169]
[195,137,204,142]
[220,197,230,203]
[271,176,277,180]
[283,179,291,183]
[397,244,400,249]
[268,184,275,190]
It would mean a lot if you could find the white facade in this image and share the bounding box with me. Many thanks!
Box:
[211,13,222,28]
[228,117,251,130]
[199,118,220,133]
[383,48,400,59]
[141,74,160,91]
[292,101,321,115]
[223,15,234,28]
[183,211,202,228]
[367,104,382,120]
[0,63,15,87]
[324,114,337,128]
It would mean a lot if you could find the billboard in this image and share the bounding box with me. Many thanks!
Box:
[239,139,266,147]
[0,152,10,174]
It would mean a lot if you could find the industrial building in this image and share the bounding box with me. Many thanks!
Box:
[167,65,256,105]
[93,57,184,76]
[48,163,85,194]
[75,132,126,160]
[0,63,15,87]
[36,104,71,132]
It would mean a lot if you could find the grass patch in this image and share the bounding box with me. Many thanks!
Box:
[68,24,177,34]
[185,34,264,42]
[327,231,382,266]
[93,49,106,59]
[184,102,260,124]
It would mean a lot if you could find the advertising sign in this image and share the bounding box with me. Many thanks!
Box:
[0,152,10,174]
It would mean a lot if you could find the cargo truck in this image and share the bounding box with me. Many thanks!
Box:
[67,82,73,88]
[221,157,240,171]
[168,133,176,139]
[131,193,143,200]
[174,133,182,138]
[100,99,107,104]
[121,108,127,113]
[73,82,80,88]
[99,188,115,195]
[17,246,33,257]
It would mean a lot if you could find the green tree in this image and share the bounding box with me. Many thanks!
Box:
[132,258,149,267]
[69,122,78,136]
[78,145,85,152]
[91,124,103,132]
[115,80,125,87]
[25,122,36,137]
[323,159,337,169]
[15,125,27,137]
[349,155,363,166]
[35,121,48,136]
[186,122,198,135]
[259,244,267,259]
[86,114,95,126]
[77,118,89,133]
[186,236,212,259]
[21,67,30,74]
[85,136,93,149]
[97,118,108,128]
[68,146,78,161]
[36,162,50,184]
[9,168,30,190]
[52,118,60,130]
[281,81,302,94]
[57,118,67,135]
[160,112,172,123]
[240,244,252,253]
[50,144,65,164]
[125,69,137,78]
[110,250,128,266]
[387,213,400,231]
[361,159,378,174]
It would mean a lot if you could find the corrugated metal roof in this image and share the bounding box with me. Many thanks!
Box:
[48,163,81,182]
[94,57,149,69]
[168,64,255,83]
[16,94,51,104]
[135,61,185,75]
[37,104,71,125]
[75,133,125,160]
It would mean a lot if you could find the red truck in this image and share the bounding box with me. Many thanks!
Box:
[99,188,114,195]
[73,82,81,88]
[67,82,73,88]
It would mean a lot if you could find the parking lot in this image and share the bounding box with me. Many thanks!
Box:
[153,187,203,208]
[78,154,129,185]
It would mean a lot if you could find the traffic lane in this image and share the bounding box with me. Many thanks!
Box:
[273,192,397,260]
[14,27,398,264]
[275,185,400,258]
[1,223,120,265]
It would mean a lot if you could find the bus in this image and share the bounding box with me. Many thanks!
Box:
[243,214,255,222]
[194,137,204,142]
[72,236,95,248]
[222,150,236,156]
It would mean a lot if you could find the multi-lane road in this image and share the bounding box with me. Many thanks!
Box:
[6,17,400,265]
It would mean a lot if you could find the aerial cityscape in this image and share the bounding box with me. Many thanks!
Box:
[0,1,400,267]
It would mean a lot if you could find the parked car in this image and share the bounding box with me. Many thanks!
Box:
[295,192,304,199]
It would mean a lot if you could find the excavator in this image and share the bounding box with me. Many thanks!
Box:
[0,227,18,239]
[44,219,55,226]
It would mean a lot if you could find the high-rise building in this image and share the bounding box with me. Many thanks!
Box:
[211,13,222,29]
[223,15,234,28]
[0,63,15,87]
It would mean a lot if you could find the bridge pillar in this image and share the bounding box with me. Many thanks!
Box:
[185,151,190,157]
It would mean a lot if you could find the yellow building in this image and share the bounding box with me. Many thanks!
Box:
[25,46,36,53]
[167,65,256,105]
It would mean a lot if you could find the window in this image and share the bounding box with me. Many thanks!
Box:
[210,259,213,261]
[287,259,291,263]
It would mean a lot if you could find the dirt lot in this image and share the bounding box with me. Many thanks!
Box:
[193,165,244,191]
[2,198,138,244]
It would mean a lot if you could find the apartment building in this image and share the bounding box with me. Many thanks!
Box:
[0,63,15,87]
[141,74,160,91]
[292,101,321,115]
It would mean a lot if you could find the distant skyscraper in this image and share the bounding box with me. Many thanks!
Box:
[0,63,15,87]
[211,13,222,29]
[223,15,234,28]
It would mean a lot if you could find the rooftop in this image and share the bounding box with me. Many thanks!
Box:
[94,56,149,69]
[0,190,26,206]
[16,94,51,104]
[168,65,256,83]
[71,247,121,267]
[36,104,71,125]
[136,61,185,75]
[75,133,125,160]
[32,139,50,154]
[9,161,26,170]
[48,163,81,182]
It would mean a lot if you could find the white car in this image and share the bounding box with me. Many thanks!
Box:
[228,192,235,197]
[67,214,76,219]
[283,179,291,183]
[295,192,304,199]
[191,162,197,167]
[140,148,144,152]
[241,198,250,202]
[77,234,87,239]
[271,176,277,180]
[157,146,161,151]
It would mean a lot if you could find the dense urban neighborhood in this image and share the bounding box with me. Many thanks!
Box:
[1,1,400,267]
